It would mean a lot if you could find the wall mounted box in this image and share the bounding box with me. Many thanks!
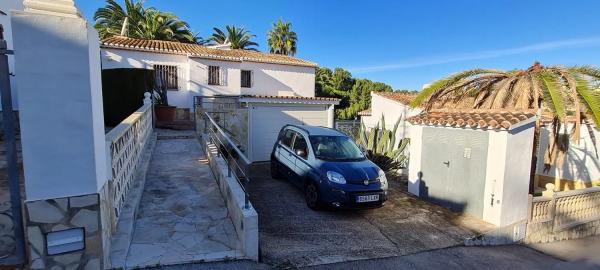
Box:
[46,228,85,255]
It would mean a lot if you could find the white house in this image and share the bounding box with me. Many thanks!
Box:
[100,36,339,162]
[359,91,422,140]
[100,36,317,109]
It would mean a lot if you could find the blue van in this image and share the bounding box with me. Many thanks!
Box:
[270,125,388,210]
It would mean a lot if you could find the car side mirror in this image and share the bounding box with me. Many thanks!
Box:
[295,149,306,157]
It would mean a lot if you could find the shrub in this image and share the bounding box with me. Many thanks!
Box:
[356,115,409,172]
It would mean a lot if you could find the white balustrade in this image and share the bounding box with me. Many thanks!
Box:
[105,94,153,218]
[529,186,600,232]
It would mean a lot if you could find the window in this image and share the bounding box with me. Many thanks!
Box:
[241,70,252,88]
[281,129,295,147]
[154,65,178,90]
[292,134,309,158]
[310,135,365,161]
[208,66,221,85]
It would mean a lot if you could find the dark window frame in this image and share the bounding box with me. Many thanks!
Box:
[208,65,221,85]
[241,70,252,88]
[154,64,179,90]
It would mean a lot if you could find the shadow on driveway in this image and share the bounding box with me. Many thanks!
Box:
[247,163,495,268]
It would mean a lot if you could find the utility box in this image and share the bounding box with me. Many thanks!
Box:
[407,110,536,226]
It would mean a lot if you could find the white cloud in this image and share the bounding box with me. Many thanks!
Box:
[349,37,600,74]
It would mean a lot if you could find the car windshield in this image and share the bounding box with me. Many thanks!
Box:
[310,135,365,161]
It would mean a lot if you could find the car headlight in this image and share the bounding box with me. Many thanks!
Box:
[326,171,346,184]
[378,170,388,185]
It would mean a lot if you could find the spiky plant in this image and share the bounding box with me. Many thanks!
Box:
[357,115,410,171]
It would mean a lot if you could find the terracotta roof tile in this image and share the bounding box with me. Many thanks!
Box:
[358,108,372,116]
[373,91,418,105]
[101,36,317,67]
[407,109,536,130]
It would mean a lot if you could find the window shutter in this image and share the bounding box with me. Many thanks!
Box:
[250,70,254,87]
[220,67,227,86]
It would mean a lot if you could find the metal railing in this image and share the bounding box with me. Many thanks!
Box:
[202,111,251,209]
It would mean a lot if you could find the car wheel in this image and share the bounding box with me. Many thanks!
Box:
[305,183,321,210]
[270,159,282,179]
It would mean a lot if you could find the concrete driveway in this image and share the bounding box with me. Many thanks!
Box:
[247,164,495,268]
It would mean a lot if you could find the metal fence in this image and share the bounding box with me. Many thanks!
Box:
[202,111,251,208]
[335,119,361,138]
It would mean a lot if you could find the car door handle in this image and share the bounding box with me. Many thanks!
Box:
[443,161,450,167]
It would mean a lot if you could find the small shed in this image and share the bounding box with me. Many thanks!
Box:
[407,110,537,226]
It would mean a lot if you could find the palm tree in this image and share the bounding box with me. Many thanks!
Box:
[411,62,600,190]
[267,19,297,56]
[209,25,258,51]
[94,0,200,44]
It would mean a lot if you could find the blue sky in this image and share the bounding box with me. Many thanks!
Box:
[76,0,600,91]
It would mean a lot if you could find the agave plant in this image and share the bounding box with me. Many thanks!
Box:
[356,115,410,171]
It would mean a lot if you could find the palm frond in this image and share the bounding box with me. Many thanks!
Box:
[537,71,566,121]
[411,69,505,109]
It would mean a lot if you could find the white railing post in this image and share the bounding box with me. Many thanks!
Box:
[143,91,151,105]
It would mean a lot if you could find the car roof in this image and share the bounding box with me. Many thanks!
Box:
[286,125,346,136]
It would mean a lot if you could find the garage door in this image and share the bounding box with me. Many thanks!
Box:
[421,127,488,218]
[249,105,329,162]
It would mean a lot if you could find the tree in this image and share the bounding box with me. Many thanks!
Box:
[94,0,200,44]
[267,19,297,56]
[411,62,600,190]
[209,25,259,51]
[315,67,393,119]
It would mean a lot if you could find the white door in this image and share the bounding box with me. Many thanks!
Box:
[249,105,329,162]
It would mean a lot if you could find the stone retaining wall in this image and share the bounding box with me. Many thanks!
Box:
[202,137,258,261]
[25,193,103,269]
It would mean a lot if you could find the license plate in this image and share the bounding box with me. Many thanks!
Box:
[356,194,379,203]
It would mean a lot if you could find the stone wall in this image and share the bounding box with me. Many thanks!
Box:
[202,137,258,261]
[25,193,104,269]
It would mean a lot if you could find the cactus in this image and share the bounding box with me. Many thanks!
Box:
[357,115,409,171]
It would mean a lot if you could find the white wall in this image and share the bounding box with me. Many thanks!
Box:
[500,125,535,225]
[0,0,24,110]
[239,61,315,97]
[535,124,600,184]
[188,57,241,97]
[407,124,423,196]
[101,49,192,106]
[13,11,107,201]
[482,131,507,226]
[362,92,422,143]
[101,48,317,109]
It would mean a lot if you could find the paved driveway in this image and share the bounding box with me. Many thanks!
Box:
[247,164,495,268]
